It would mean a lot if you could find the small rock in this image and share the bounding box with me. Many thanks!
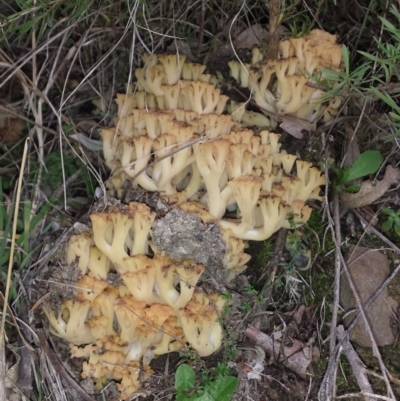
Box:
[152,209,226,271]
[293,252,309,269]
[340,245,399,347]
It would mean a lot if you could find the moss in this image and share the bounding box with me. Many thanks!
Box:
[304,210,335,253]
[335,356,359,395]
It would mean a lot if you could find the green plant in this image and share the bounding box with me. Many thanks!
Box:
[244,284,258,296]
[333,150,383,192]
[0,179,54,298]
[240,301,252,313]
[174,363,238,401]
[286,230,308,265]
[359,6,400,85]
[381,207,400,236]
[29,150,97,196]
[224,338,239,361]
[314,45,370,99]
[254,239,273,266]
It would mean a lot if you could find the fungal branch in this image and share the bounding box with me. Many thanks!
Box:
[43,37,331,399]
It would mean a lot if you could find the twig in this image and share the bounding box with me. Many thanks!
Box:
[251,228,288,328]
[259,228,288,302]
[37,329,96,401]
[319,263,400,401]
[335,393,394,401]
[0,139,29,348]
[337,250,396,400]
[318,338,341,401]
[330,183,342,354]
[0,333,6,401]
[336,326,376,401]
[244,324,311,379]
[322,161,396,400]
[346,261,400,336]
[197,0,205,57]
[266,0,281,60]
[353,209,400,255]
[15,273,34,397]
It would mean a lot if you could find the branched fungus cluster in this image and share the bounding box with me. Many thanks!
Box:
[102,51,325,277]
[43,202,225,398]
[44,37,329,399]
[229,29,343,123]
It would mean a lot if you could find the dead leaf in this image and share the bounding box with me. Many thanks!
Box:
[343,121,360,167]
[277,113,312,139]
[0,117,23,144]
[234,24,269,49]
[279,121,304,139]
[358,205,378,226]
[340,165,400,208]
[5,351,19,389]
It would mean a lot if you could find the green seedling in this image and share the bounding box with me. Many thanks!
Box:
[0,178,54,299]
[334,150,383,192]
[381,207,400,236]
[240,301,252,313]
[174,363,238,401]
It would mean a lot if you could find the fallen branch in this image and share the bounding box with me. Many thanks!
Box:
[243,324,311,379]
[336,326,376,401]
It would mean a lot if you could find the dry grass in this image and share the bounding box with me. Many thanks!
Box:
[1,0,400,400]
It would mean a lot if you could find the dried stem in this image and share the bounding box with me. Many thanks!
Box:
[266,0,281,60]
[244,324,311,379]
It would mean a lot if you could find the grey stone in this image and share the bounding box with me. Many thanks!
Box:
[151,208,226,274]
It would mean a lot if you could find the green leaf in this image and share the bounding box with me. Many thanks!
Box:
[333,168,345,183]
[382,207,397,218]
[177,393,195,401]
[175,364,195,393]
[207,377,238,401]
[382,218,394,232]
[368,87,400,115]
[394,218,400,236]
[195,392,214,401]
[338,150,383,185]
[342,45,350,75]
[343,184,361,193]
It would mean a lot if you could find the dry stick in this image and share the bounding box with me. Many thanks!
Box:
[322,173,396,399]
[335,394,394,401]
[330,189,395,399]
[329,184,342,354]
[319,262,400,401]
[266,0,281,60]
[0,105,58,136]
[37,330,96,401]
[337,251,396,399]
[37,33,86,212]
[252,228,288,329]
[244,324,310,379]
[260,228,288,301]
[336,325,375,401]
[197,0,205,57]
[0,140,30,394]
[0,139,29,347]
[339,251,396,400]
[348,261,400,334]
[14,273,34,397]
[0,327,6,401]
[353,209,400,255]
[121,136,205,201]
[318,338,341,401]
